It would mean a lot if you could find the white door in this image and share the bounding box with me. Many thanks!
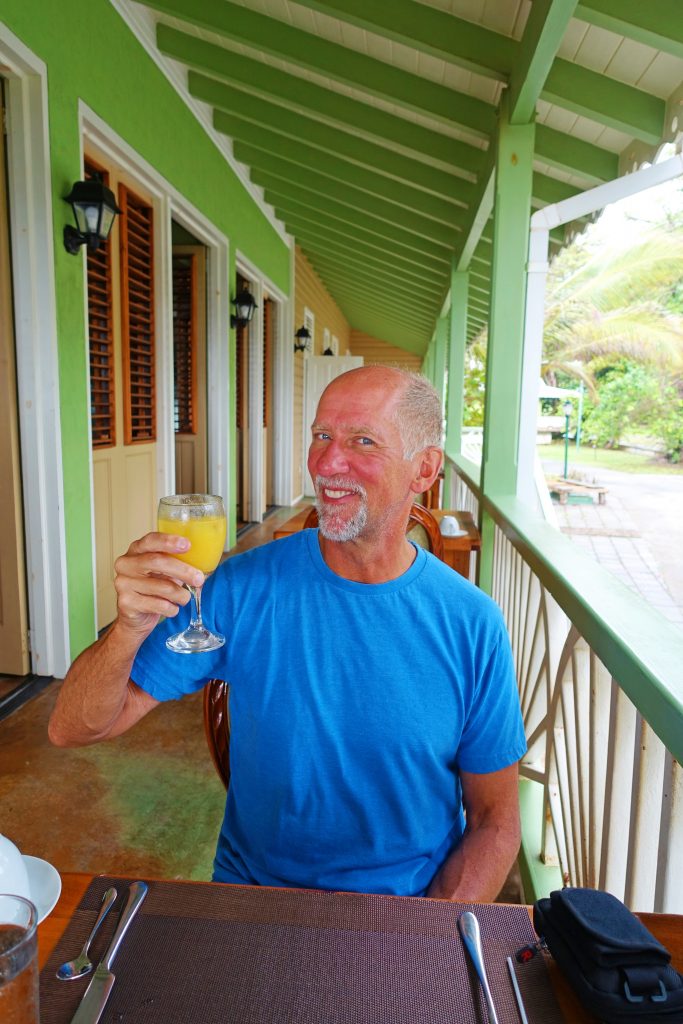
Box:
[303,355,363,497]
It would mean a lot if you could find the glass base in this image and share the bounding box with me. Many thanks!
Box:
[165,625,225,654]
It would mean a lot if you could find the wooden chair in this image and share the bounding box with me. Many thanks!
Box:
[204,679,230,790]
[204,502,445,788]
[303,501,444,560]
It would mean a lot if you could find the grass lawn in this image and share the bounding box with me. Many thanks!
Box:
[539,441,683,475]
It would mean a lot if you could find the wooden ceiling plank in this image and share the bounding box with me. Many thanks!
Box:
[576,1,683,62]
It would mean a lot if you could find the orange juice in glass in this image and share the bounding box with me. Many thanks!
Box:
[158,494,227,653]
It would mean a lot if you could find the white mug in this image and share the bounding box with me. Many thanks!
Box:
[439,515,465,537]
[0,833,31,902]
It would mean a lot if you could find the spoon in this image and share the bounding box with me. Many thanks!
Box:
[56,886,117,980]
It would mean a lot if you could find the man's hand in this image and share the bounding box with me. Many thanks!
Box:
[426,762,521,902]
[113,531,205,641]
[49,530,204,748]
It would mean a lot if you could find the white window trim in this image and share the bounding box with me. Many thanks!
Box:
[1,26,69,677]
[235,250,292,518]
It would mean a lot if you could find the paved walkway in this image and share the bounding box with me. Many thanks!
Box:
[541,461,683,630]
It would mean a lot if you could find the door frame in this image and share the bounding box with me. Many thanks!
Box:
[234,250,291,521]
[80,106,231,610]
[0,26,69,677]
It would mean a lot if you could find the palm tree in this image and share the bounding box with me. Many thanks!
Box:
[542,225,683,389]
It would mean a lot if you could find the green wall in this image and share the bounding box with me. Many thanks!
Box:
[1,0,290,658]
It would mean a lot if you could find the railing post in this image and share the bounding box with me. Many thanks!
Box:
[479,93,535,594]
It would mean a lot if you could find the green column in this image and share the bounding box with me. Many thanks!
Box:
[445,264,468,461]
[479,94,535,594]
[433,315,448,409]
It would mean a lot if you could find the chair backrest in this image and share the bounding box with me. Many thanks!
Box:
[204,679,230,790]
[302,502,444,560]
[204,502,445,788]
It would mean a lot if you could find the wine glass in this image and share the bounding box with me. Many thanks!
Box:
[157,494,227,653]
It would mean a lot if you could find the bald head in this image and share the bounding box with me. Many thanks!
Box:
[320,366,443,459]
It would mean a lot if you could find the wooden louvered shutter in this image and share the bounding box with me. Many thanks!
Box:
[119,185,155,444]
[86,160,115,448]
[172,254,197,434]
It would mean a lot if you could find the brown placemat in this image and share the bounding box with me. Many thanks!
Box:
[41,877,564,1023]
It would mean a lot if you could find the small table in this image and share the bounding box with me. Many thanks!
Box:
[39,873,683,1024]
[273,507,481,579]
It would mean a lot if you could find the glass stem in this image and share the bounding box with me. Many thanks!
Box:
[189,584,204,630]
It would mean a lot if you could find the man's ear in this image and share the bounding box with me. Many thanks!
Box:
[409,447,444,495]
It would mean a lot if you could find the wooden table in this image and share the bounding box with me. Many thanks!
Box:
[273,507,481,579]
[39,873,683,1023]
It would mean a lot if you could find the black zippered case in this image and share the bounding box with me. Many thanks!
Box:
[533,888,683,1023]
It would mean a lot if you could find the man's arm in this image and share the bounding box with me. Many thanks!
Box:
[48,532,204,748]
[425,762,521,901]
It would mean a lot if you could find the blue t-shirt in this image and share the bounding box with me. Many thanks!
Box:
[132,529,526,896]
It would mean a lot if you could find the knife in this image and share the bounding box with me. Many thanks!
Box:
[69,881,148,1024]
[458,911,500,1024]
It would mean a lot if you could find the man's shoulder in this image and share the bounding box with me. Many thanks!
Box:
[217,529,311,579]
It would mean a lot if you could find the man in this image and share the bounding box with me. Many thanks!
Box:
[49,366,526,899]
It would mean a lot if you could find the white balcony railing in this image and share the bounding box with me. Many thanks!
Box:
[446,455,683,913]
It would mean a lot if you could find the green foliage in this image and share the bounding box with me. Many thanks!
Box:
[543,224,683,385]
[582,362,683,461]
[463,339,487,426]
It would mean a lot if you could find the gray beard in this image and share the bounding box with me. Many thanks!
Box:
[314,476,368,541]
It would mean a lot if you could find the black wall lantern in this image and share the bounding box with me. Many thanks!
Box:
[294,326,312,352]
[322,345,334,356]
[231,287,257,328]
[63,177,121,254]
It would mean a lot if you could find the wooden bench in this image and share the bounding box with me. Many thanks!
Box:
[549,478,608,505]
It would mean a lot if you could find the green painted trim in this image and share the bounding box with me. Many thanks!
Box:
[535,124,618,184]
[543,59,664,144]
[199,80,476,207]
[302,244,448,294]
[446,454,481,491]
[264,188,453,262]
[149,0,497,136]
[455,161,495,270]
[509,0,578,124]
[518,778,563,902]
[232,137,466,227]
[576,1,683,62]
[251,168,461,248]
